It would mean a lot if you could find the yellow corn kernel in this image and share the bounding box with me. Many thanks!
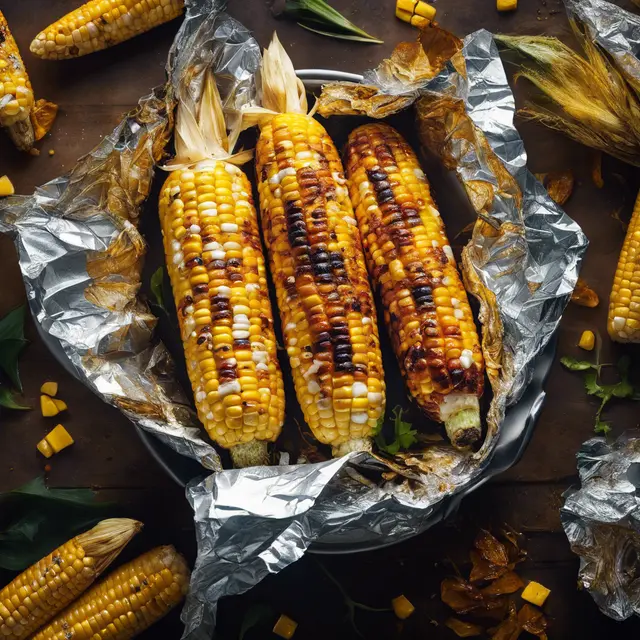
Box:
[0,175,14,196]
[392,594,415,619]
[410,14,429,27]
[396,7,413,22]
[396,0,417,12]
[40,381,58,396]
[273,614,298,639]
[578,330,595,351]
[53,398,67,412]
[37,424,74,458]
[521,581,550,607]
[414,1,436,19]
[40,394,59,417]
[497,0,517,10]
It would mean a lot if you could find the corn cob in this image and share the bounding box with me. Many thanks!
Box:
[30,0,185,60]
[31,546,189,640]
[252,35,386,456]
[160,71,284,467]
[0,11,35,151]
[345,123,484,448]
[0,518,141,639]
[608,188,640,342]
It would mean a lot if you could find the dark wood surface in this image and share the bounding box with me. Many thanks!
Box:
[1,0,640,638]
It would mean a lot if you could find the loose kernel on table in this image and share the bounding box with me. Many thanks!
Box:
[521,581,551,607]
[37,424,74,458]
[40,394,59,417]
[40,381,58,396]
[273,614,298,639]
[392,594,415,619]
[578,330,595,351]
[0,175,14,196]
[497,0,518,10]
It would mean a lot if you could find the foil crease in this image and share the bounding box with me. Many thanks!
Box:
[561,432,640,621]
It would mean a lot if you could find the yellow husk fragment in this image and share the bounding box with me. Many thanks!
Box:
[497,26,640,166]
[166,68,253,170]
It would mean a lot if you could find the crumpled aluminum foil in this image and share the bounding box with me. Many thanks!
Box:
[561,432,640,620]
[0,2,588,637]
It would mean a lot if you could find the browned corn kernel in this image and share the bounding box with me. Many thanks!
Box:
[0,519,141,638]
[345,123,484,448]
[0,11,35,150]
[609,188,640,342]
[159,161,285,466]
[256,113,386,456]
[31,545,189,640]
[30,0,185,60]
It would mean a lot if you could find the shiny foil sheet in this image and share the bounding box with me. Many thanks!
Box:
[0,4,588,639]
[561,432,640,620]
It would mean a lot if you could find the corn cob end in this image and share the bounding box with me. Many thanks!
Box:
[76,518,143,574]
[6,119,34,152]
[332,437,373,457]
[230,440,270,468]
[445,408,481,448]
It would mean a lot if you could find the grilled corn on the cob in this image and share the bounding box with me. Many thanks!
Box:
[608,188,640,342]
[160,71,284,467]
[345,123,484,448]
[253,34,386,456]
[0,518,141,639]
[0,11,35,150]
[30,0,185,60]
[31,545,189,640]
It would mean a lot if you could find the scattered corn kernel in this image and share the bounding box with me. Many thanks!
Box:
[273,614,298,639]
[40,394,59,417]
[48,149,55,156]
[414,1,436,19]
[53,397,67,412]
[497,0,517,10]
[396,7,413,21]
[578,330,595,351]
[40,381,58,396]
[392,594,415,619]
[410,14,429,27]
[0,175,14,196]
[396,0,417,11]
[37,424,74,458]
[521,581,551,607]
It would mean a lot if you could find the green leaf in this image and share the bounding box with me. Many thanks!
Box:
[150,267,165,310]
[0,387,29,410]
[594,418,612,435]
[0,305,26,342]
[0,477,113,571]
[284,0,382,43]
[584,372,603,397]
[375,406,417,455]
[238,603,274,640]
[561,356,595,371]
[297,23,384,43]
[0,339,28,391]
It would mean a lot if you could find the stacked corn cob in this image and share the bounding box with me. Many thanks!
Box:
[0,11,35,151]
[344,123,484,448]
[31,546,189,640]
[252,34,386,456]
[30,0,185,60]
[608,188,640,342]
[0,518,141,638]
[159,71,285,467]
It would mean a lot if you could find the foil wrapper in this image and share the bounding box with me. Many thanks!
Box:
[561,432,640,621]
[0,4,588,639]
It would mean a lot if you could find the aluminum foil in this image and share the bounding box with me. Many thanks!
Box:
[561,432,640,620]
[0,3,588,638]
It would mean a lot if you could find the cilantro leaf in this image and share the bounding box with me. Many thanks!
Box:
[584,371,602,396]
[594,418,612,435]
[375,407,417,455]
[150,267,165,310]
[561,356,596,371]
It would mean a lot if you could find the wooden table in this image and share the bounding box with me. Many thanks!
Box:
[2,0,640,638]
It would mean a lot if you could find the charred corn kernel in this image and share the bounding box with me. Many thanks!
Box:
[345,123,484,449]
[609,188,640,342]
[0,519,141,638]
[0,12,35,151]
[256,113,386,456]
[30,0,185,60]
[578,330,595,351]
[52,398,67,412]
[32,546,188,640]
[40,381,58,396]
[521,581,550,607]
[273,614,298,639]
[40,395,59,417]
[37,424,74,458]
[392,595,415,620]
[159,161,285,467]
[0,175,14,196]
[497,0,518,10]
[414,1,436,19]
